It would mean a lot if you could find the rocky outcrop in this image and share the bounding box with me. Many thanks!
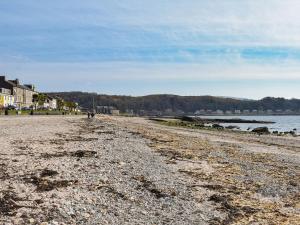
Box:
[252,127,270,134]
[212,124,224,129]
[226,125,240,130]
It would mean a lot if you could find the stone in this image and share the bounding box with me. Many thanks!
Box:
[212,124,224,129]
[252,127,270,134]
[40,222,49,225]
[226,125,240,130]
[83,212,90,218]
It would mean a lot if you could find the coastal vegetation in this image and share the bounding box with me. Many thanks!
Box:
[151,117,298,136]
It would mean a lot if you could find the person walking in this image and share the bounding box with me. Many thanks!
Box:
[87,112,91,119]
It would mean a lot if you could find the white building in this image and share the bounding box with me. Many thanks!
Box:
[0,88,15,108]
[37,96,57,110]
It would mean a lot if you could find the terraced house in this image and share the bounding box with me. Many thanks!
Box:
[0,76,37,109]
[0,88,14,108]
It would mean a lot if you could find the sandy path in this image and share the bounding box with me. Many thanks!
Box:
[0,115,299,225]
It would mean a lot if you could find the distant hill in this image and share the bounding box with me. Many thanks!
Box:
[47,92,300,114]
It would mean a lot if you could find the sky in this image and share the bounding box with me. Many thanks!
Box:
[0,0,300,99]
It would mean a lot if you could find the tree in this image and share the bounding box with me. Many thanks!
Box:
[57,98,65,111]
[33,93,47,110]
[64,101,77,111]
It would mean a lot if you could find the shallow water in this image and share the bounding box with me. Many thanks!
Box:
[199,115,300,134]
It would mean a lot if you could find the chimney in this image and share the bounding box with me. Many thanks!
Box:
[25,84,35,91]
[9,79,19,85]
[0,76,6,81]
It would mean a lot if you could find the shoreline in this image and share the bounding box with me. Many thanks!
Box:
[150,116,299,136]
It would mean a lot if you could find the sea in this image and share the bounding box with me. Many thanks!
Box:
[199,115,300,134]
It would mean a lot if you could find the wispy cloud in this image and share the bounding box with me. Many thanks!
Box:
[0,1,300,97]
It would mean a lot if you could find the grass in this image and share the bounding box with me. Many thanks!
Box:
[154,119,207,129]
[152,118,250,134]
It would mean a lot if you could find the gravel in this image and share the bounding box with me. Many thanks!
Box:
[1,115,299,225]
[0,116,212,225]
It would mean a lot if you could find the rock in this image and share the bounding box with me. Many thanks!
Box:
[119,161,126,166]
[287,131,297,137]
[226,125,240,130]
[194,123,205,128]
[212,124,224,129]
[73,150,97,158]
[51,193,58,198]
[13,218,23,224]
[28,218,35,224]
[40,222,49,225]
[251,127,270,134]
[83,212,91,218]
[40,169,59,177]
[16,212,23,218]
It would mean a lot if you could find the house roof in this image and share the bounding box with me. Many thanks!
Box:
[7,80,33,91]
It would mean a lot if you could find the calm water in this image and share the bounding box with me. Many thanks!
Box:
[199,115,300,134]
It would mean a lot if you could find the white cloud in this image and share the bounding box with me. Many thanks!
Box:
[1,0,300,97]
[2,0,300,47]
[1,62,300,82]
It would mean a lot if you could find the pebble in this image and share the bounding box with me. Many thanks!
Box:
[83,213,91,218]
[40,222,48,225]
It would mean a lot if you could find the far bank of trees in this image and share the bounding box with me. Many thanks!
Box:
[46,92,300,113]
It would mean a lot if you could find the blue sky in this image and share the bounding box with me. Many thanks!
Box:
[0,0,300,99]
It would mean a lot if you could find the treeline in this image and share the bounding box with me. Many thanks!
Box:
[47,92,300,113]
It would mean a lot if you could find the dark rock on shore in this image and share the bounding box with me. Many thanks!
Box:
[226,125,240,130]
[179,116,274,124]
[289,131,296,136]
[212,124,224,129]
[252,127,270,134]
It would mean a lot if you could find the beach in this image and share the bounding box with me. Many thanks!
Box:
[0,115,299,225]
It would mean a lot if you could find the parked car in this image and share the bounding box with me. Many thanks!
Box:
[21,107,31,111]
[6,105,16,110]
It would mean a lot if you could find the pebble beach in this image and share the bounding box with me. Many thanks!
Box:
[0,115,299,225]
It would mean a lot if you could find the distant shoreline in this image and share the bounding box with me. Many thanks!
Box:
[194,114,300,116]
